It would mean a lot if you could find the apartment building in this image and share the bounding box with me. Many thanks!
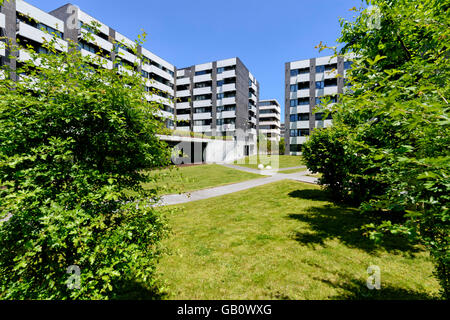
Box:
[284,55,352,155]
[1,1,261,158]
[1,0,176,128]
[175,58,260,156]
[258,100,281,142]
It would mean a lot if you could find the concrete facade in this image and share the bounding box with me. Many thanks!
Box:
[284,55,352,155]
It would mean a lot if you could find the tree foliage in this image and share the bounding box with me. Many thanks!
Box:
[303,0,449,298]
[0,25,171,299]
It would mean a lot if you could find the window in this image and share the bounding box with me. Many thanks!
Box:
[315,113,333,120]
[217,80,224,87]
[217,67,224,74]
[298,82,309,90]
[249,79,253,86]
[290,115,297,122]
[195,70,211,76]
[316,81,324,89]
[298,129,310,137]
[325,63,337,71]
[290,130,297,137]
[344,61,353,70]
[324,78,338,87]
[298,113,309,121]
[315,98,323,106]
[316,65,325,73]
[290,100,298,107]
[298,98,309,105]
[298,67,309,75]
[290,69,298,77]
[290,144,302,152]
[290,85,297,92]
[217,93,224,100]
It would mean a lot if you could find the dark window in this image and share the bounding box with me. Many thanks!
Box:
[316,65,325,73]
[298,113,309,121]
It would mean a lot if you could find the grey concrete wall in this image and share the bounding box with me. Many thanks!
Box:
[2,0,17,80]
[337,55,345,95]
[235,58,249,136]
[211,61,218,136]
[49,4,79,45]
[284,62,290,155]
[189,66,195,132]
[309,58,316,133]
[173,67,177,129]
[109,27,116,62]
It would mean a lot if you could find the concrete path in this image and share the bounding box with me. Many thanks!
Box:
[220,163,307,176]
[158,165,318,206]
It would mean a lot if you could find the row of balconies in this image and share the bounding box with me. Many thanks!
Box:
[289,120,333,130]
[176,83,236,97]
[289,86,339,99]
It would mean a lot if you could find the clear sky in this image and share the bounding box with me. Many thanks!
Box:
[27,0,362,122]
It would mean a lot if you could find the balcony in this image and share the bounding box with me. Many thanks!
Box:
[259,120,280,127]
[176,77,190,85]
[217,97,235,106]
[193,125,212,133]
[193,99,212,108]
[217,83,236,93]
[290,105,310,114]
[217,69,235,80]
[193,112,212,120]
[217,111,236,119]
[290,137,308,145]
[147,79,174,96]
[176,89,190,98]
[81,29,113,53]
[315,119,333,129]
[150,65,173,81]
[176,102,190,109]
[117,47,137,64]
[193,87,212,96]
[217,124,236,132]
[290,121,310,130]
[297,89,310,98]
[176,114,190,121]
[193,73,212,83]
[17,22,67,52]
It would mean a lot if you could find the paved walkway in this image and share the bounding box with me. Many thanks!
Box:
[158,164,318,206]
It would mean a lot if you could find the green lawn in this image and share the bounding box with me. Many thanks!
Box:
[157,180,440,300]
[143,164,261,195]
[234,155,304,170]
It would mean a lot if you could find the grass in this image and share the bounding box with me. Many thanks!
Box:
[234,155,304,170]
[157,180,440,300]
[143,164,261,195]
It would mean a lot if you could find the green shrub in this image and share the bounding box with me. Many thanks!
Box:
[0,27,171,299]
[304,0,449,298]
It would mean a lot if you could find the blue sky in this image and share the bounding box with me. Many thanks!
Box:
[28,0,362,122]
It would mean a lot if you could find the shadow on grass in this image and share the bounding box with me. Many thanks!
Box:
[288,189,418,254]
[111,280,168,300]
[318,277,437,300]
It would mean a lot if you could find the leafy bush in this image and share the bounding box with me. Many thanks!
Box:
[0,28,171,299]
[303,0,449,298]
